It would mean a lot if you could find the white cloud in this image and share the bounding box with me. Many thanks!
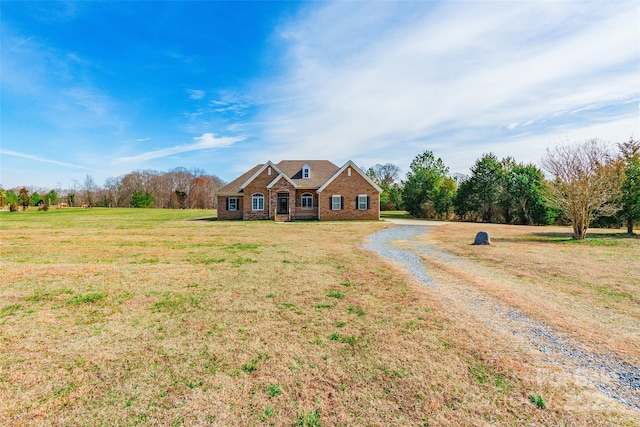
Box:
[115,133,244,163]
[0,149,92,170]
[188,89,205,100]
[249,1,639,173]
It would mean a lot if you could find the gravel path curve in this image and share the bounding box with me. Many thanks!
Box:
[364,225,640,411]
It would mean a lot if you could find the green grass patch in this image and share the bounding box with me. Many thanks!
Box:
[54,382,75,398]
[222,243,262,253]
[327,291,344,299]
[294,409,321,427]
[242,354,270,373]
[230,257,257,267]
[195,257,226,265]
[266,384,281,397]
[0,304,23,318]
[137,257,159,264]
[152,292,200,313]
[347,306,365,316]
[26,288,73,303]
[65,292,106,306]
[470,360,512,393]
[279,302,296,309]
[596,286,634,302]
[528,394,546,409]
[315,302,336,309]
[261,406,275,422]
[328,333,359,345]
[380,210,413,219]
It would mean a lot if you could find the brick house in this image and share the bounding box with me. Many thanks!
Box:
[216,160,382,221]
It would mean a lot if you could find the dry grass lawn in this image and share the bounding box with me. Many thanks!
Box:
[0,209,638,426]
[426,222,640,366]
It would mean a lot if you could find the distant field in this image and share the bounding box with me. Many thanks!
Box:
[0,208,637,425]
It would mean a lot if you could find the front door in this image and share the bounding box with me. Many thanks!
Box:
[277,192,289,215]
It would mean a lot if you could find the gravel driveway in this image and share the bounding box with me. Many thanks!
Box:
[365,225,640,411]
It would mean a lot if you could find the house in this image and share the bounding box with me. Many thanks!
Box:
[216,160,382,221]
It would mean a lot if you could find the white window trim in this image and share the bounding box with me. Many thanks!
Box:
[252,193,264,211]
[357,194,368,210]
[302,164,311,179]
[301,193,313,210]
[331,195,341,211]
[228,198,238,211]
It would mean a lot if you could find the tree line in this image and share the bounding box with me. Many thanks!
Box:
[1,167,224,211]
[366,138,639,239]
[3,138,638,240]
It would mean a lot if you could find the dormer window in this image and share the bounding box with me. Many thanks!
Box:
[302,164,311,179]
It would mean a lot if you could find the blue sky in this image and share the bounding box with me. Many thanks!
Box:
[1,1,638,189]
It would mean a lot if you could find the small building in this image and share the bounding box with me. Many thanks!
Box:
[216,160,382,221]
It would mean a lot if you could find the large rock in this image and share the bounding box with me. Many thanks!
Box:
[473,231,491,245]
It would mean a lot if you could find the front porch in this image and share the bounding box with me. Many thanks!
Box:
[272,206,319,222]
[293,207,319,220]
[268,179,319,221]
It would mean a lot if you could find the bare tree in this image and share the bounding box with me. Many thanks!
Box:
[189,174,225,209]
[368,163,401,186]
[542,139,621,240]
[81,174,98,206]
[104,176,123,207]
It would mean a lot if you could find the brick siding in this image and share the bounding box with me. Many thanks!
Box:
[319,167,380,221]
[294,189,319,219]
[217,196,243,220]
[242,166,276,220]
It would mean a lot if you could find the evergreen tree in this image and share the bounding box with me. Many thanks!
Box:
[402,151,450,218]
[131,191,154,208]
[618,137,640,234]
[453,154,504,222]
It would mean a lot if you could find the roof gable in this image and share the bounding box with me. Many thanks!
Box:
[240,161,282,190]
[266,173,299,189]
[317,160,383,193]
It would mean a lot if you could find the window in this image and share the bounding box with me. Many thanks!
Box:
[227,198,238,211]
[357,194,368,210]
[252,193,264,211]
[301,193,313,209]
[302,164,311,179]
[331,195,342,210]
[347,167,351,177]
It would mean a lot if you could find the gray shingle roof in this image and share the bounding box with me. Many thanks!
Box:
[275,160,339,189]
[218,160,340,194]
[216,163,264,195]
